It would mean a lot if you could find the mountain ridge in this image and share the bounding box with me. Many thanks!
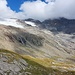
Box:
[24,17,75,34]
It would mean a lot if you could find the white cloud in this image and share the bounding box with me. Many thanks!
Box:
[0,0,17,19]
[0,0,26,19]
[0,0,75,21]
[19,0,75,21]
[20,1,47,20]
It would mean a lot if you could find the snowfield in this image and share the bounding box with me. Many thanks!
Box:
[0,18,24,28]
[25,21,36,26]
[0,18,37,29]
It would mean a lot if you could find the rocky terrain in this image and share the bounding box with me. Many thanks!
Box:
[0,49,75,75]
[25,17,75,34]
[0,49,28,75]
[0,49,49,75]
[0,18,75,74]
[42,17,75,34]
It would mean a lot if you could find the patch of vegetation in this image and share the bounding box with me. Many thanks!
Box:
[23,55,75,75]
[0,49,49,75]
[0,49,75,75]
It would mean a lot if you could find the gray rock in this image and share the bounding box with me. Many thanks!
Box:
[0,52,28,75]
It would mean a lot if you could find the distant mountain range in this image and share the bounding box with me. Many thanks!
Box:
[25,17,75,34]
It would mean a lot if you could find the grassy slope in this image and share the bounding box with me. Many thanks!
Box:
[0,49,49,75]
[0,49,75,75]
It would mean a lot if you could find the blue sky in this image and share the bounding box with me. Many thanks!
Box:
[6,0,45,12]
[6,0,25,12]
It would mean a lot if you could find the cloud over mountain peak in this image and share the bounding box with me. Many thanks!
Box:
[0,0,75,21]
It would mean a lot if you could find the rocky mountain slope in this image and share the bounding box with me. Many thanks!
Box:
[0,49,75,75]
[0,49,49,75]
[0,18,75,74]
[0,24,75,58]
[25,17,75,34]
[42,17,75,34]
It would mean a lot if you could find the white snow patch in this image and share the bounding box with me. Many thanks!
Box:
[25,21,36,26]
[0,18,24,28]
